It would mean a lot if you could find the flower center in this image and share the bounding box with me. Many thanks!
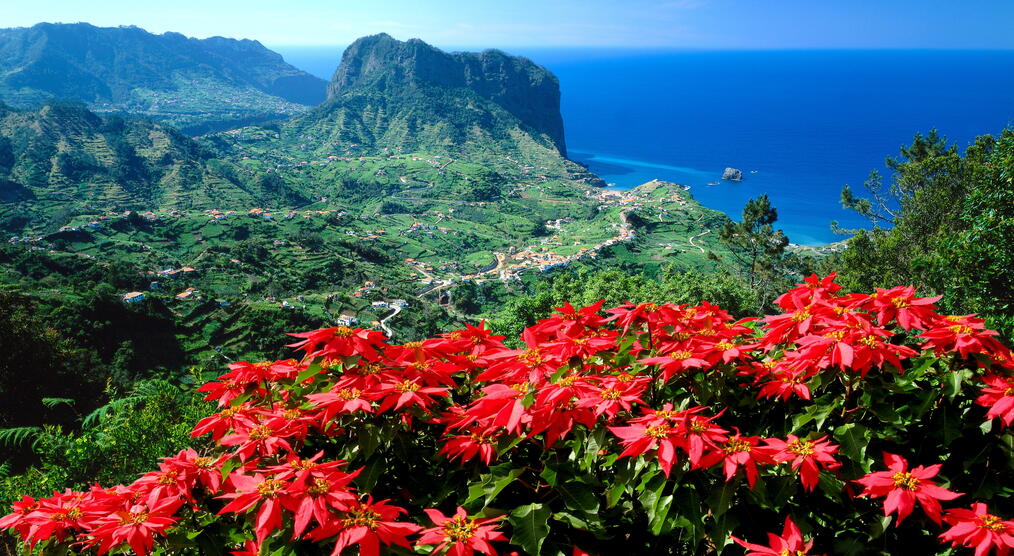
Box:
[791,308,811,322]
[51,507,83,521]
[520,348,544,366]
[716,341,735,351]
[344,507,381,530]
[859,335,879,347]
[156,470,179,485]
[599,388,621,400]
[980,514,1006,532]
[949,324,974,334]
[644,424,673,439]
[669,350,692,360]
[334,326,354,338]
[396,380,421,392]
[890,298,910,309]
[120,511,149,525]
[787,439,815,457]
[248,425,272,440]
[336,388,363,401]
[307,478,331,496]
[891,471,920,490]
[404,341,424,349]
[256,478,285,498]
[725,438,752,454]
[194,456,214,468]
[442,515,480,543]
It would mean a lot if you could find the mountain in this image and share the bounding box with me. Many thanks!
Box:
[294,33,569,158]
[0,23,328,132]
[0,101,306,230]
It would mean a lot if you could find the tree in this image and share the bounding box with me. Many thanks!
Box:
[831,128,1014,337]
[718,194,789,305]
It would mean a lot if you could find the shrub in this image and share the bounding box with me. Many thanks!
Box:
[2,273,1013,555]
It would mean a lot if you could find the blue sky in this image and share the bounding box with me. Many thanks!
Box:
[6,0,1014,49]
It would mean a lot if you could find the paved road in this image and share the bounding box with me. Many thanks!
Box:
[379,304,403,338]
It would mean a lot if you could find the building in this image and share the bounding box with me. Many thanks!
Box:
[123,292,145,303]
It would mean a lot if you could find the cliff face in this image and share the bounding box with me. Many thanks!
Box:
[0,23,327,108]
[323,34,567,156]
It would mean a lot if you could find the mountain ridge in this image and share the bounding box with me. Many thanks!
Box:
[0,22,328,132]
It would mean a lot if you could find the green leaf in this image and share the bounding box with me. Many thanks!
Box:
[509,503,551,556]
[295,362,323,383]
[834,423,872,469]
[465,466,524,508]
[556,481,600,514]
[218,455,242,480]
[944,369,973,400]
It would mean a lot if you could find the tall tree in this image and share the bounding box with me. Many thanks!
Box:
[830,128,1014,336]
[719,194,789,305]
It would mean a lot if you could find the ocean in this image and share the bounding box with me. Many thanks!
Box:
[273,46,1014,245]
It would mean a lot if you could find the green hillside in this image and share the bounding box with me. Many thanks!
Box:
[0,22,327,132]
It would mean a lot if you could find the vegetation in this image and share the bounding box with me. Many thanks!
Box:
[2,276,1013,555]
[0,22,325,132]
[831,128,1014,337]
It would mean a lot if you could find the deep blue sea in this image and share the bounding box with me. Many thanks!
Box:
[273,46,1014,245]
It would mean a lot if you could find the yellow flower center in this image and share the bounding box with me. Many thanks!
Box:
[256,479,285,498]
[791,308,811,322]
[644,424,673,439]
[980,514,1007,532]
[289,458,317,471]
[334,326,354,338]
[194,457,214,468]
[343,507,381,530]
[51,507,83,521]
[824,330,846,341]
[787,439,815,457]
[248,425,273,440]
[716,341,735,351]
[336,388,363,401]
[725,438,752,454]
[120,511,149,525]
[307,478,330,496]
[600,388,622,400]
[442,515,480,543]
[949,324,974,334]
[890,297,909,308]
[520,349,544,366]
[669,350,692,360]
[859,335,879,347]
[396,380,421,392]
[156,470,179,485]
[891,471,920,490]
[510,382,532,395]
[404,341,424,349]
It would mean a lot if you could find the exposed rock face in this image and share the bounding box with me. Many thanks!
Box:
[323,33,567,156]
[722,167,744,181]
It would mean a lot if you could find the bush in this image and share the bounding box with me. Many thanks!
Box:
[2,274,1013,555]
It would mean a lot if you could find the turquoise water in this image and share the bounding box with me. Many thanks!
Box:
[274,47,1014,245]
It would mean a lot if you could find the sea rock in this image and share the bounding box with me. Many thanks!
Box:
[722,167,744,181]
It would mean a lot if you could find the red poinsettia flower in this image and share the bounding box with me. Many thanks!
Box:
[731,516,819,555]
[609,421,680,476]
[698,431,771,488]
[764,434,840,491]
[217,474,293,544]
[939,503,1014,556]
[855,452,962,525]
[976,374,1014,428]
[90,497,184,556]
[417,506,507,556]
[305,497,421,556]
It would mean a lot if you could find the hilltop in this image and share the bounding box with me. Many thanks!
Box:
[0,101,307,230]
[0,23,327,132]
